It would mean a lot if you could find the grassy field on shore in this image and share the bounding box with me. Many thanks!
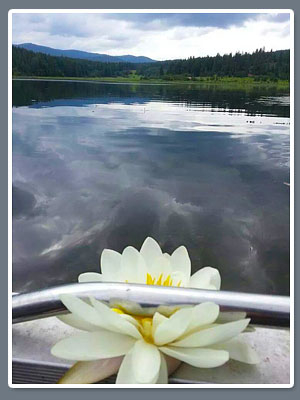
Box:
[13,75,290,89]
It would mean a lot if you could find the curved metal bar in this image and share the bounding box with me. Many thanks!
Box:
[12,282,290,326]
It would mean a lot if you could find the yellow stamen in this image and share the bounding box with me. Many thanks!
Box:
[145,272,175,287]
[111,308,125,314]
[156,273,163,286]
[111,304,180,343]
[112,309,154,343]
[140,317,153,343]
[163,275,171,286]
[146,273,154,285]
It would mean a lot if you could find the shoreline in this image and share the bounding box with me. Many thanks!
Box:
[12,76,290,90]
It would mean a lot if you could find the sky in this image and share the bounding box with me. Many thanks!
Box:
[12,12,291,61]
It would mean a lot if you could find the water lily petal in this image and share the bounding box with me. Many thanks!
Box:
[115,351,138,384]
[116,350,160,384]
[60,294,107,328]
[152,312,168,337]
[109,299,145,315]
[185,302,220,333]
[216,313,255,332]
[168,271,187,287]
[150,255,172,280]
[172,318,250,348]
[159,346,229,368]
[51,330,135,361]
[90,297,142,339]
[78,272,103,283]
[156,353,168,384]
[131,340,161,384]
[170,246,191,282]
[57,313,99,331]
[58,357,123,384]
[217,311,247,323]
[100,249,122,281]
[189,267,221,290]
[156,305,182,317]
[213,338,259,364]
[121,246,147,283]
[154,307,193,346]
[120,313,140,328]
[140,237,163,268]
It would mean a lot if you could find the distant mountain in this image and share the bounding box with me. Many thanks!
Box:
[14,43,156,64]
[117,55,156,63]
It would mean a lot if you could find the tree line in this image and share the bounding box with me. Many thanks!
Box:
[137,48,290,81]
[13,46,290,80]
[12,46,134,78]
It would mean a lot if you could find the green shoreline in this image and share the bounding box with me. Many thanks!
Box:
[13,75,290,90]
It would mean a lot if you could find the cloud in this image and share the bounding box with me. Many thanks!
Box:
[12,12,291,60]
[111,13,261,29]
[264,13,290,23]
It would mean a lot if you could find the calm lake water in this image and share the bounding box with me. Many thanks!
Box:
[12,79,290,295]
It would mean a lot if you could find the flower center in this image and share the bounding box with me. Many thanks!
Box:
[146,273,181,287]
[112,308,154,343]
[139,317,153,343]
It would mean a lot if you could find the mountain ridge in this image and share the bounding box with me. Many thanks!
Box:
[14,43,157,64]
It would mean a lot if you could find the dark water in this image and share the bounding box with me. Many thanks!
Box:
[12,80,290,295]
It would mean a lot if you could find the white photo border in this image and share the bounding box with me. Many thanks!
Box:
[7,8,294,389]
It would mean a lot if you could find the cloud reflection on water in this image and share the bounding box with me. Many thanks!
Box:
[12,81,290,295]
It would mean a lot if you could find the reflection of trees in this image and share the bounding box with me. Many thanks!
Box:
[13,80,289,118]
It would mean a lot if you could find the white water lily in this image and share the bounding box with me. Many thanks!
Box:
[52,295,259,384]
[78,237,221,290]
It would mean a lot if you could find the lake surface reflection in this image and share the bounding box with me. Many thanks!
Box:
[12,80,290,295]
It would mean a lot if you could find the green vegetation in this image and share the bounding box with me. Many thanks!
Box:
[13,75,289,89]
[13,46,134,78]
[138,49,290,81]
[13,46,290,88]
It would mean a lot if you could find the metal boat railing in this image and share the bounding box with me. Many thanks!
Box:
[12,282,290,327]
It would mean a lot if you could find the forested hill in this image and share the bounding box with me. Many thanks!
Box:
[138,49,290,80]
[15,43,156,64]
[12,46,290,80]
[13,46,134,78]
